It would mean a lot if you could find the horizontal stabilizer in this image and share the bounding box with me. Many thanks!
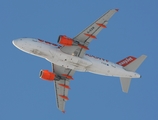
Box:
[120,77,131,93]
[120,55,147,93]
[124,55,147,72]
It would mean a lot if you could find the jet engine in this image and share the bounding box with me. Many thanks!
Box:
[58,35,77,46]
[58,35,89,50]
[40,70,55,81]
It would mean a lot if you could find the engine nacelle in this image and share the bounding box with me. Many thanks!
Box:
[40,70,55,81]
[58,35,75,46]
[58,35,89,50]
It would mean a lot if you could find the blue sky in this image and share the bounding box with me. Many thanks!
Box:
[0,0,158,119]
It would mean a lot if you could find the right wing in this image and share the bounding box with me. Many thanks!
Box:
[52,64,75,113]
[60,9,118,58]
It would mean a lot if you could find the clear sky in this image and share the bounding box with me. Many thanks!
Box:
[0,0,158,119]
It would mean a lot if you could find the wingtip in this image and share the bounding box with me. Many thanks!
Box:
[115,9,119,12]
[62,110,65,113]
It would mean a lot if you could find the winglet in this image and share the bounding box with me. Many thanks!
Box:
[115,9,119,12]
[62,110,65,113]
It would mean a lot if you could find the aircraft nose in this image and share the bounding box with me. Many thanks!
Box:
[12,39,18,46]
[12,38,23,47]
[12,38,24,49]
[12,38,33,50]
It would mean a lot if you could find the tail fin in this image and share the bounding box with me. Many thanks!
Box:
[116,56,137,67]
[123,55,147,72]
[118,55,147,93]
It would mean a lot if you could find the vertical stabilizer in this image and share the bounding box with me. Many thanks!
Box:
[123,55,147,72]
[119,55,147,93]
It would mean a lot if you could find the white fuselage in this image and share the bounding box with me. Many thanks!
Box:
[12,38,140,78]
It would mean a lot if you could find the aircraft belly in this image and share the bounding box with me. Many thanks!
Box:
[45,49,88,72]
[86,62,133,78]
[111,69,140,78]
[86,63,110,76]
[17,41,50,58]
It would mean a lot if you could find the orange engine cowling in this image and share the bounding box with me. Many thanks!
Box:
[40,70,55,81]
[58,35,89,50]
[58,35,74,46]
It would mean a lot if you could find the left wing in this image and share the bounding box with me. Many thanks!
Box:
[73,9,118,44]
[52,64,75,113]
[60,9,118,57]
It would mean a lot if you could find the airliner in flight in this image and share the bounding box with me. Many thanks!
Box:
[12,9,147,113]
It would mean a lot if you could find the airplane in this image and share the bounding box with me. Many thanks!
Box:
[12,9,147,113]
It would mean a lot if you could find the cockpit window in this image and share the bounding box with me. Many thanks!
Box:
[32,39,37,42]
[38,39,44,42]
